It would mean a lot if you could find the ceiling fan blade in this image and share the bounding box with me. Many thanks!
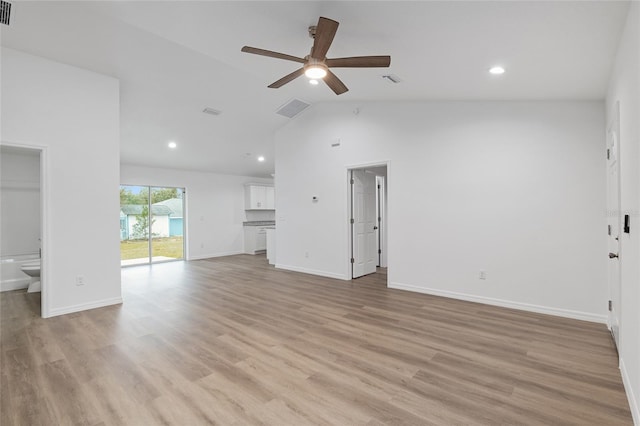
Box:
[241,46,306,64]
[311,17,339,59]
[326,56,391,68]
[324,70,348,95]
[268,68,305,88]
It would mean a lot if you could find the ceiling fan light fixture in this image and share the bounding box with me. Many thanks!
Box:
[309,79,319,85]
[304,66,327,79]
[241,17,390,95]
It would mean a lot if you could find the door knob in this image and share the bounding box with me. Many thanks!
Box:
[373,226,378,230]
[609,252,619,259]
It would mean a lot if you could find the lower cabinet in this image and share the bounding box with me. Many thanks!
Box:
[244,226,268,254]
[256,228,266,251]
[266,228,276,265]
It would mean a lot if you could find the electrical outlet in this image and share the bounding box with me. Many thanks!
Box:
[479,270,487,280]
[305,251,309,258]
[76,275,85,286]
[200,243,204,248]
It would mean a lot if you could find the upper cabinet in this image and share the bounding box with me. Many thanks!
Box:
[265,186,275,209]
[245,184,275,210]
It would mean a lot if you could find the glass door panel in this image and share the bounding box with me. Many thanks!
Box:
[120,185,185,266]
[120,185,151,266]
[150,187,184,262]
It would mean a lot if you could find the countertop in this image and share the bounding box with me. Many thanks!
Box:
[243,221,275,226]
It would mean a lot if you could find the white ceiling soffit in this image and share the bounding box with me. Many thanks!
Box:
[0,1,630,177]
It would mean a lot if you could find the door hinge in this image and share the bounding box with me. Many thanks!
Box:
[350,178,354,185]
[350,258,355,264]
[608,224,611,235]
[608,300,612,311]
[607,149,610,160]
[378,184,381,189]
[350,218,354,224]
[378,249,382,254]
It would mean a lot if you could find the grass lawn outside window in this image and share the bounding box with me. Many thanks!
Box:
[120,236,184,261]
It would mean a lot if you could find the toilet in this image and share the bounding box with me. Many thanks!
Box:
[21,260,41,293]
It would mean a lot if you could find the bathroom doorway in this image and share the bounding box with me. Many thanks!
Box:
[0,143,46,317]
[119,185,185,266]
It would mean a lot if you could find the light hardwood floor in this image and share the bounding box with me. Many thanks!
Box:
[1,254,633,425]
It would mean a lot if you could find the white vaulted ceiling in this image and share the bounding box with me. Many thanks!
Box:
[0,1,630,177]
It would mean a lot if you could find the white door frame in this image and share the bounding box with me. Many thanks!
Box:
[606,102,622,350]
[346,161,390,282]
[1,141,50,318]
[376,175,388,268]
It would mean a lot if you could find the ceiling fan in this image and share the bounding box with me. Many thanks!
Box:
[241,17,391,95]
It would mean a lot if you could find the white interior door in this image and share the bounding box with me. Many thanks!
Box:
[376,176,382,267]
[352,170,377,278]
[606,115,621,350]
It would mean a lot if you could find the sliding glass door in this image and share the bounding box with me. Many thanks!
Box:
[120,185,185,266]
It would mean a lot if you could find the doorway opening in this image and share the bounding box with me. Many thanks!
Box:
[120,185,185,266]
[0,143,47,317]
[348,163,388,281]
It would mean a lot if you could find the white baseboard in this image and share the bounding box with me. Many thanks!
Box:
[275,264,349,281]
[389,281,607,324]
[46,296,123,318]
[620,358,640,425]
[1,278,30,292]
[188,251,244,261]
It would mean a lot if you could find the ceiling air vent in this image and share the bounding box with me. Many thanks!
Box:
[0,1,11,26]
[276,98,310,119]
[202,107,222,116]
[382,74,402,84]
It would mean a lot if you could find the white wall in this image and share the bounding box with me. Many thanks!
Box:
[606,3,640,423]
[120,164,273,259]
[1,48,121,317]
[1,149,40,257]
[275,101,606,322]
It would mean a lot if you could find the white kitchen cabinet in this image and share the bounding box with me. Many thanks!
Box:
[256,228,266,251]
[265,186,275,209]
[266,228,276,265]
[244,225,268,254]
[244,184,275,210]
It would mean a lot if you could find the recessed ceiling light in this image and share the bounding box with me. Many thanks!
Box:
[489,66,506,75]
[309,79,319,86]
[168,141,177,149]
[257,156,265,162]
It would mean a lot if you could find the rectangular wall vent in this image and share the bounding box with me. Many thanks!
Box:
[202,107,222,116]
[0,1,11,26]
[276,98,310,118]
